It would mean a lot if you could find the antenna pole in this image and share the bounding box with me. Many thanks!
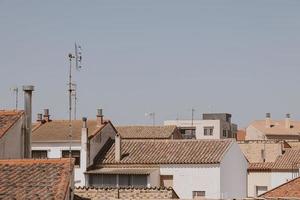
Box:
[191,108,195,126]
[68,53,74,174]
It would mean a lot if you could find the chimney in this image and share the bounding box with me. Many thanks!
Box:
[96,108,104,127]
[23,85,34,158]
[81,117,89,184]
[37,113,43,122]
[115,134,121,162]
[43,109,50,122]
[265,113,271,128]
[285,113,291,129]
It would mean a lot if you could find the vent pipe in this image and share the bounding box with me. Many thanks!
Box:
[265,113,271,128]
[37,113,43,122]
[285,113,291,129]
[23,85,34,158]
[43,108,50,122]
[96,108,104,127]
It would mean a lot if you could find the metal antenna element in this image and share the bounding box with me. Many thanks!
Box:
[10,87,18,110]
[145,112,155,126]
[67,42,83,177]
[191,108,195,126]
[71,83,77,120]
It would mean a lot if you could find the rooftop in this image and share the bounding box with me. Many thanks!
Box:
[0,158,73,200]
[116,125,180,139]
[92,139,234,167]
[0,110,24,139]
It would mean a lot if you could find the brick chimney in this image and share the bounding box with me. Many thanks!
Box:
[96,109,104,127]
[23,85,34,158]
[265,113,271,128]
[43,109,50,122]
[115,134,121,162]
[285,113,291,129]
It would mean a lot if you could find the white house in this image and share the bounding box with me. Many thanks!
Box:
[246,113,300,141]
[164,113,237,139]
[247,149,300,197]
[0,85,34,159]
[86,138,248,199]
[31,109,118,186]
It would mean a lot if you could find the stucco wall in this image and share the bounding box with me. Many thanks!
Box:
[0,116,24,159]
[270,171,294,188]
[246,125,265,140]
[220,142,248,199]
[248,172,271,197]
[160,164,220,199]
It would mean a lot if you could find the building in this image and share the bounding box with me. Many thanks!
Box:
[246,113,300,141]
[247,149,300,197]
[31,109,118,186]
[236,129,246,141]
[75,187,179,200]
[0,85,34,159]
[164,113,237,139]
[116,125,182,139]
[238,140,289,163]
[0,158,74,200]
[259,176,300,199]
[86,138,248,199]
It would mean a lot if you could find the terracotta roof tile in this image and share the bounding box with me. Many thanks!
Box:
[260,176,300,198]
[0,110,24,139]
[93,139,233,166]
[116,125,180,139]
[32,120,109,142]
[0,158,73,200]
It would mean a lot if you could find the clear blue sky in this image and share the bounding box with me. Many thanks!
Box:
[1,0,300,127]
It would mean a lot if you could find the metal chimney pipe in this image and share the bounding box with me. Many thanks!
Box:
[96,108,104,127]
[37,113,43,122]
[23,85,34,158]
[285,113,291,129]
[265,113,271,128]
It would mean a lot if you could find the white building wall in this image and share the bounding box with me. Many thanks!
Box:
[270,172,294,188]
[220,142,248,199]
[0,116,24,159]
[246,125,266,140]
[160,164,220,199]
[32,142,83,186]
[247,172,271,197]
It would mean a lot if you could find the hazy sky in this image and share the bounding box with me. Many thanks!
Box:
[1,1,300,127]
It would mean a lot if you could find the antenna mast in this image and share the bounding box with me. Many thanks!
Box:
[191,108,195,126]
[71,83,77,120]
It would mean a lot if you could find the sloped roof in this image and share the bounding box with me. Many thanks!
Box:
[32,120,111,142]
[250,120,300,136]
[93,139,233,166]
[0,110,24,139]
[116,125,179,139]
[260,176,300,198]
[248,149,300,171]
[0,158,73,200]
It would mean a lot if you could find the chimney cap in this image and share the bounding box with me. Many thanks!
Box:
[266,113,271,118]
[82,117,87,122]
[286,113,291,118]
[44,109,49,116]
[22,85,34,91]
[97,108,103,117]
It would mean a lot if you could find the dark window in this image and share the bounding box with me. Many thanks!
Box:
[89,174,147,187]
[102,174,117,187]
[179,127,196,139]
[119,175,131,186]
[32,150,48,159]
[62,150,80,167]
[204,127,213,136]
[131,175,147,187]
[223,130,227,137]
[193,191,205,197]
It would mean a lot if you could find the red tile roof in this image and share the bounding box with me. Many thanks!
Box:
[116,125,181,139]
[0,110,24,139]
[93,139,233,166]
[260,176,300,198]
[0,158,73,200]
[236,129,246,141]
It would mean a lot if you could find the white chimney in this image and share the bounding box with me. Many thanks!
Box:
[265,113,271,128]
[81,117,89,185]
[115,134,121,162]
[23,85,34,158]
[285,113,291,129]
[96,109,104,127]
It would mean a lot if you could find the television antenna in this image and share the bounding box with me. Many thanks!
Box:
[145,112,155,126]
[67,42,83,174]
[71,83,77,120]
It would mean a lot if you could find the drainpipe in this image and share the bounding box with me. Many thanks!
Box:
[23,85,34,158]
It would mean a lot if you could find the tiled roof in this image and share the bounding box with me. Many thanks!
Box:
[260,176,300,198]
[236,129,246,141]
[116,125,180,139]
[248,149,300,171]
[93,139,233,166]
[32,119,110,142]
[0,158,73,200]
[250,120,300,136]
[0,110,24,139]
[287,141,300,150]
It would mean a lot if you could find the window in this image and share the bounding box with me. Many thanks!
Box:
[203,127,213,136]
[32,150,48,159]
[119,175,131,186]
[223,130,227,137]
[256,186,268,196]
[179,127,196,139]
[131,175,147,187]
[62,150,80,167]
[193,191,205,198]
[89,174,148,187]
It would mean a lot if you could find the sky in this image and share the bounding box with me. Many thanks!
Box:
[1,0,300,127]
